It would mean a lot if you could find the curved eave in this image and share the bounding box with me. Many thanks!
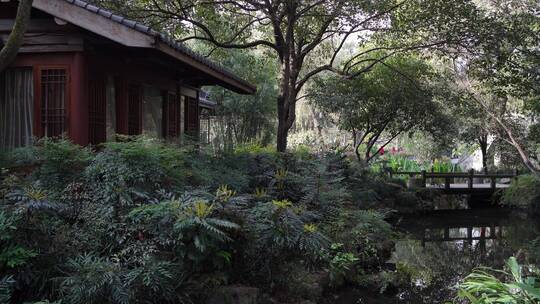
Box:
[31,0,256,95]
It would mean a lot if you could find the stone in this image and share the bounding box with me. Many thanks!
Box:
[206,285,260,304]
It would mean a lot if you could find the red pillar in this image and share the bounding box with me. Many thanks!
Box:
[70,52,88,145]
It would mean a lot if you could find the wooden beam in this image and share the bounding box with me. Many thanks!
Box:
[17,44,83,53]
[0,19,76,33]
[0,33,83,45]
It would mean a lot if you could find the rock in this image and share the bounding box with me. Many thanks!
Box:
[206,285,260,304]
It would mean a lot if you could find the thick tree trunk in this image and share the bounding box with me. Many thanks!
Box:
[0,0,33,72]
[276,122,288,152]
[478,135,488,172]
[275,63,298,152]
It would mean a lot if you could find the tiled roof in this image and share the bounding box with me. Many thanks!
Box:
[63,0,256,93]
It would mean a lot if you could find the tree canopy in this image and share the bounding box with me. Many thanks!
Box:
[309,55,451,162]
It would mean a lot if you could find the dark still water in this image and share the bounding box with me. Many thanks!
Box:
[328,208,540,304]
[390,208,540,303]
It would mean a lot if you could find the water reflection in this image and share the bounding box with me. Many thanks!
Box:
[391,208,540,303]
[422,226,503,251]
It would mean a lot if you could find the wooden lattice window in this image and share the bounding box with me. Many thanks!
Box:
[164,93,180,138]
[39,68,68,137]
[184,96,199,137]
[128,84,142,135]
[88,79,107,144]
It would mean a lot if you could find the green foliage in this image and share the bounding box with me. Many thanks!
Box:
[205,50,278,151]
[328,209,394,266]
[299,151,351,215]
[233,142,276,155]
[385,155,422,173]
[7,138,92,191]
[320,243,359,286]
[0,138,402,302]
[57,254,185,304]
[0,275,15,304]
[0,211,36,269]
[309,54,451,162]
[502,175,540,210]
[129,193,239,269]
[458,257,540,304]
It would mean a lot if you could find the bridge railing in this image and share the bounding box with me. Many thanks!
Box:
[389,169,519,190]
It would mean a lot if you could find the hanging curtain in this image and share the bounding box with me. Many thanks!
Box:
[0,68,34,151]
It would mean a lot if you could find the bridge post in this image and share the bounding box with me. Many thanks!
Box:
[421,170,426,188]
[444,177,450,190]
[468,169,474,189]
[490,177,496,189]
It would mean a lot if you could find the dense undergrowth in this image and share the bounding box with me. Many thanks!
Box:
[0,137,424,304]
[502,174,540,213]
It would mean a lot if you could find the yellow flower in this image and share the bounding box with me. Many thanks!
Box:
[192,200,214,218]
[272,199,292,209]
[25,186,47,201]
[216,185,235,202]
[254,187,267,198]
[275,168,287,180]
[303,223,317,233]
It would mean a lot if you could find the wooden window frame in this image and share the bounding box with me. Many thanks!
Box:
[88,76,107,144]
[184,95,200,138]
[33,65,71,138]
[162,91,181,139]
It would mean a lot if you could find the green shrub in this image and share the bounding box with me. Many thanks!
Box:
[6,138,92,191]
[502,175,540,211]
[241,199,329,286]
[0,275,15,304]
[327,209,394,267]
[0,138,416,303]
[129,192,240,270]
[320,243,359,287]
[458,257,540,303]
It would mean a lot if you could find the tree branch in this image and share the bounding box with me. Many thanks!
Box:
[0,0,33,72]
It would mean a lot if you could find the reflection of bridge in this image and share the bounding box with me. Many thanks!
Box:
[390,170,518,195]
[396,209,511,247]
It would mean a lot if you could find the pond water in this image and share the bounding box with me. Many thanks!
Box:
[331,207,540,304]
[391,208,540,303]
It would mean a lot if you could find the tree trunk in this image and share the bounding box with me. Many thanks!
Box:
[0,0,33,72]
[470,92,539,174]
[354,142,362,162]
[478,135,488,172]
[276,67,298,152]
[276,123,288,152]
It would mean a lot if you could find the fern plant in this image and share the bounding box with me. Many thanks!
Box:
[298,151,351,216]
[0,275,15,304]
[129,191,240,269]
[57,254,129,304]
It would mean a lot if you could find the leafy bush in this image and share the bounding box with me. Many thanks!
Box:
[320,243,359,287]
[0,137,400,303]
[6,138,92,192]
[327,209,394,267]
[458,257,540,303]
[502,175,540,211]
